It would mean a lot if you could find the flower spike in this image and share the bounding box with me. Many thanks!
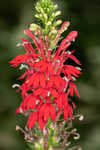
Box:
[10,0,82,149]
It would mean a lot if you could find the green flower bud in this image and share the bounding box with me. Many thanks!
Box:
[53,4,58,9]
[53,20,62,27]
[54,11,61,17]
[29,23,40,31]
[49,29,57,36]
[47,21,52,26]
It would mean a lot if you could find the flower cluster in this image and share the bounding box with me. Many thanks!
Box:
[10,27,81,130]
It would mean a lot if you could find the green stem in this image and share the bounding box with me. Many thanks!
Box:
[43,127,48,150]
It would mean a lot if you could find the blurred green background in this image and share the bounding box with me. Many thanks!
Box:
[0,0,100,150]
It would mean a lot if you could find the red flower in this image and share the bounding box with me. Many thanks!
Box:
[68,81,80,98]
[56,92,68,109]
[63,65,81,79]
[10,24,81,130]
[16,93,37,113]
[9,54,28,67]
[39,103,56,122]
[64,103,74,120]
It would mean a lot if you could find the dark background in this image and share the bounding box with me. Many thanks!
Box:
[0,0,100,150]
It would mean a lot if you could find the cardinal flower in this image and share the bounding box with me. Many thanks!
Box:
[10,26,81,130]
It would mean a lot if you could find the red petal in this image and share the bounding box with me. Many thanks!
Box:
[40,73,46,88]
[59,76,66,89]
[68,54,81,65]
[33,77,39,89]
[26,95,36,110]
[38,117,45,129]
[26,72,38,87]
[18,72,27,80]
[34,88,43,96]
[74,84,80,98]
[68,105,74,120]
[65,31,78,42]
[34,88,48,98]
[69,82,80,98]
[47,76,54,88]
[61,21,70,29]
[69,83,74,97]
[21,83,28,97]
[54,76,60,89]
[9,54,27,67]
[27,112,38,129]
[50,105,56,121]
[48,64,54,74]
[56,95,63,109]
[25,29,40,51]
[50,88,58,98]
[39,104,46,118]
[55,41,70,57]
[44,105,50,121]
[22,38,35,52]
[64,106,68,120]
[16,107,20,114]
[62,94,68,106]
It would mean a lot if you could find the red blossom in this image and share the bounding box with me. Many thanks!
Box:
[10,25,81,130]
[64,103,74,120]
[16,94,37,113]
[68,81,80,98]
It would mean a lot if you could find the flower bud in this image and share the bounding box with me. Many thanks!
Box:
[54,4,58,9]
[54,11,61,17]
[61,21,70,31]
[29,23,40,31]
[54,20,62,26]
[66,31,78,42]
[47,21,52,26]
